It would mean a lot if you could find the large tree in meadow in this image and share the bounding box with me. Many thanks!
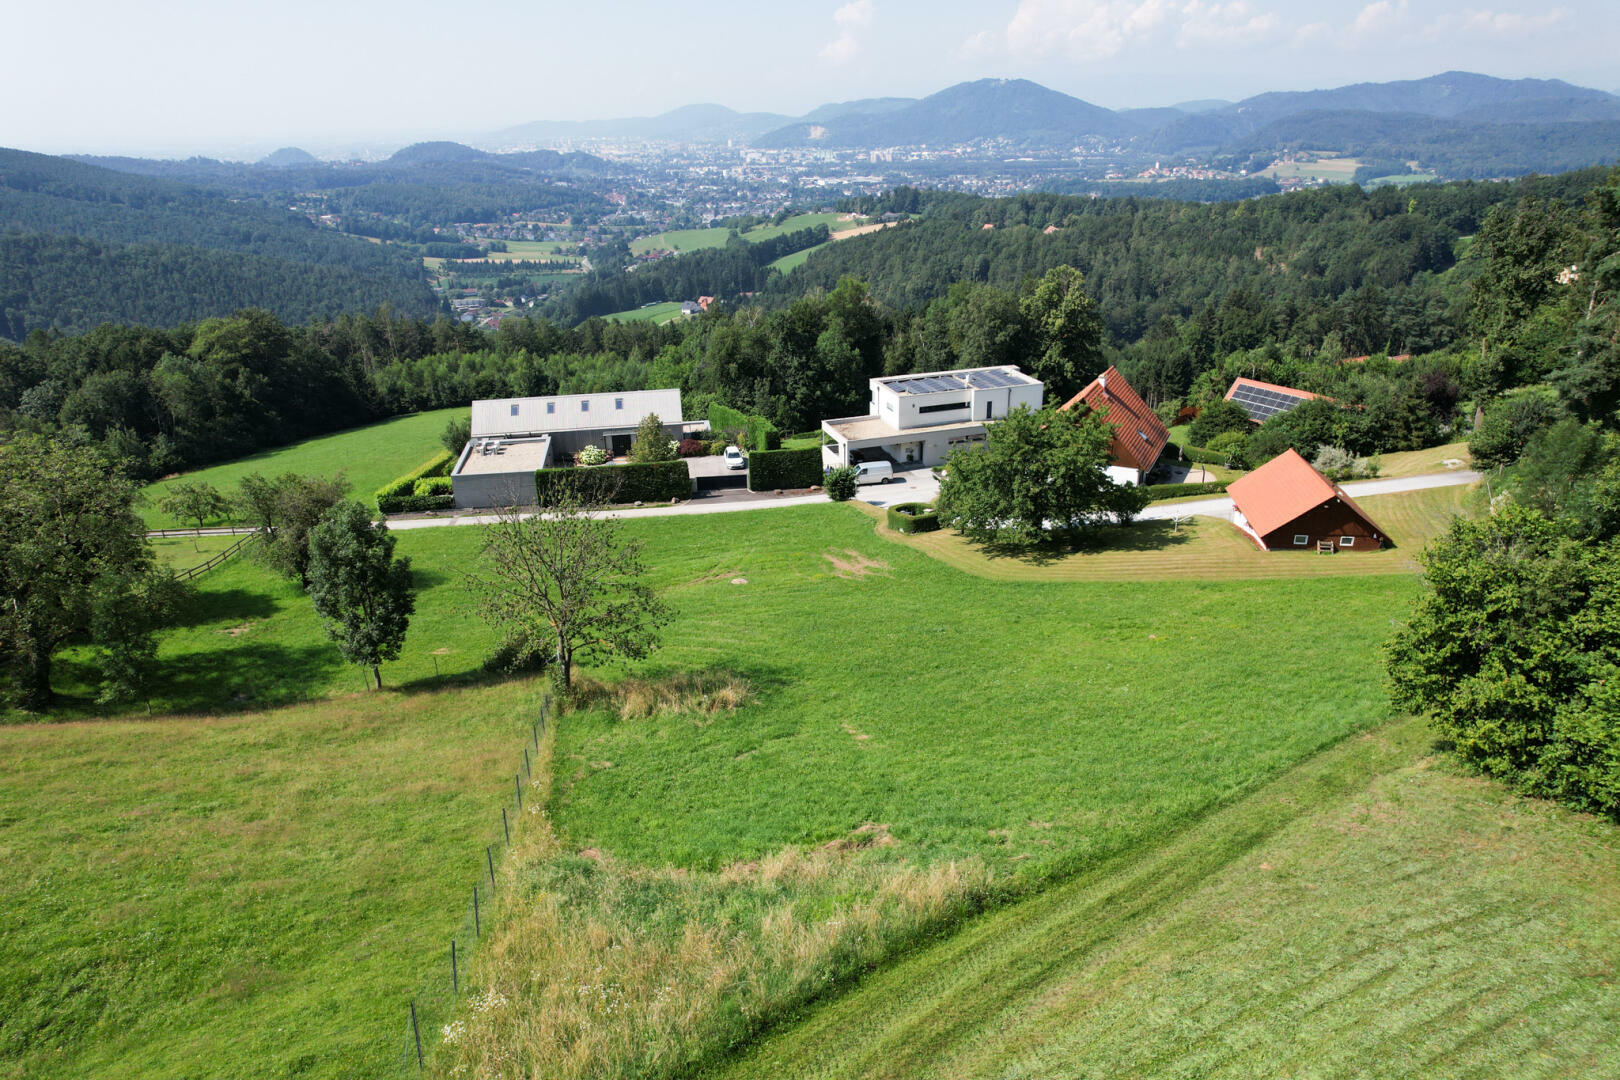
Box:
[0,436,176,710]
[935,405,1115,545]
[305,501,415,690]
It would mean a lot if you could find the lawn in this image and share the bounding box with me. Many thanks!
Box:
[0,678,545,1080]
[706,715,1620,1079]
[769,242,828,274]
[140,408,465,528]
[864,483,1471,582]
[1259,155,1361,182]
[1375,439,1471,477]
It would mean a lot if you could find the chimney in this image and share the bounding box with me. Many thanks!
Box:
[1098,373,1107,393]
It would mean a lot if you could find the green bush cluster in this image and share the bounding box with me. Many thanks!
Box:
[1139,480,1230,501]
[414,475,453,496]
[824,466,858,501]
[533,460,690,506]
[375,450,455,503]
[746,447,822,492]
[886,503,940,533]
[378,493,455,514]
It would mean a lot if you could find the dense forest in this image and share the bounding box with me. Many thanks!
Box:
[0,150,437,336]
[3,169,1614,489]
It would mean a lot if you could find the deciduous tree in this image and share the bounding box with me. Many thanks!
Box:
[306,501,415,690]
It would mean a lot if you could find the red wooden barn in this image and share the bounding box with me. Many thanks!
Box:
[1227,449,1388,552]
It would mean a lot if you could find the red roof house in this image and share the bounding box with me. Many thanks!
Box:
[1223,377,1324,424]
[1059,366,1170,484]
[1227,448,1387,552]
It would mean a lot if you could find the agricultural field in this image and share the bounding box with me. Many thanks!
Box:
[769,242,829,275]
[630,213,855,255]
[139,407,465,529]
[1257,155,1361,182]
[603,301,685,323]
[0,679,542,1080]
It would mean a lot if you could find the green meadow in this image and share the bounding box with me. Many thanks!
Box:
[139,407,465,528]
[630,213,853,255]
[603,301,686,324]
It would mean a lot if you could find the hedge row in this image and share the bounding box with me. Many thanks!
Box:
[377,493,455,514]
[746,447,822,491]
[1165,443,1232,466]
[415,476,452,496]
[1141,480,1230,502]
[886,502,940,534]
[375,450,455,501]
[534,459,691,505]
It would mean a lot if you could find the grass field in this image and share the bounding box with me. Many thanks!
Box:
[149,532,242,568]
[863,483,1470,582]
[705,715,1620,1079]
[1374,440,1471,477]
[769,242,829,274]
[630,213,853,255]
[604,301,686,324]
[139,408,465,528]
[1258,156,1361,182]
[0,678,544,1080]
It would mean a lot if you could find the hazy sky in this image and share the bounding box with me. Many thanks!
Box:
[4,0,1615,157]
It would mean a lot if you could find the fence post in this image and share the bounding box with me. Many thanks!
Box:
[502,807,510,845]
[410,1000,424,1070]
[515,773,523,811]
[524,747,531,778]
[487,845,495,888]
[451,938,458,995]
[473,885,480,937]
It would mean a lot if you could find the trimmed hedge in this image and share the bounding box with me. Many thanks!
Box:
[414,475,452,496]
[378,493,455,514]
[1141,480,1229,502]
[886,502,940,534]
[375,450,455,502]
[746,447,822,491]
[533,460,691,505]
[1167,443,1235,466]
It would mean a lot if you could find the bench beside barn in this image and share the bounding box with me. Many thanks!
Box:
[1227,448,1388,552]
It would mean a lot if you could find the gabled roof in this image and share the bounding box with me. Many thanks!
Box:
[1223,377,1323,423]
[1227,448,1382,539]
[1059,366,1170,477]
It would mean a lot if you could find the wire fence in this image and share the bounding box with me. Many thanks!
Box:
[394,695,551,1074]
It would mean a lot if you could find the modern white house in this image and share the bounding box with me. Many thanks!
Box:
[452,388,701,509]
[821,366,1045,470]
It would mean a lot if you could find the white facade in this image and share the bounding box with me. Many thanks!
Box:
[471,389,684,440]
[822,366,1044,469]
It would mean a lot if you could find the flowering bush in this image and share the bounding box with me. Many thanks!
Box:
[577,445,609,466]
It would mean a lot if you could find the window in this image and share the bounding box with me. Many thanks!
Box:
[615,398,623,410]
[1293,534,1308,546]
[581,401,589,412]
[546,402,555,414]
[1340,536,1355,548]
[985,401,994,419]
[510,403,519,416]
[918,401,969,415]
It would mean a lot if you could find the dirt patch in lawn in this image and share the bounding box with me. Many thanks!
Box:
[824,548,890,579]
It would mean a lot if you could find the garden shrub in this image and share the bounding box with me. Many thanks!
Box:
[824,466,858,502]
[678,438,708,457]
[1206,429,1250,468]
[377,493,454,514]
[1138,480,1229,501]
[886,502,940,533]
[533,460,691,506]
[746,447,822,492]
[374,450,455,502]
[413,476,453,496]
[577,444,608,466]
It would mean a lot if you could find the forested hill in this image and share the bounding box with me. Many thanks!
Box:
[774,169,1613,348]
[0,149,436,339]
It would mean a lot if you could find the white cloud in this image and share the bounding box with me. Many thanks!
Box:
[1350,0,1411,39]
[1292,20,1331,44]
[981,0,1283,61]
[1426,6,1572,38]
[821,0,875,65]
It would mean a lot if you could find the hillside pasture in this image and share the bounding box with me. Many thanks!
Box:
[630,212,855,255]
[604,301,685,323]
[0,678,543,1080]
[139,406,465,528]
[1258,155,1362,182]
[706,715,1620,1079]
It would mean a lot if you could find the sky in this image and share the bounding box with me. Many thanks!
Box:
[3,0,1615,158]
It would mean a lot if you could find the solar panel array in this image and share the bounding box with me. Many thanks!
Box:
[966,369,1028,389]
[890,369,1030,394]
[1229,383,1311,423]
[891,374,968,394]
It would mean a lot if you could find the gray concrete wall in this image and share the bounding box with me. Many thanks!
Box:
[453,470,536,509]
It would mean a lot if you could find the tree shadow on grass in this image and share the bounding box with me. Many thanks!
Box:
[148,642,347,715]
[975,519,1193,566]
[169,587,284,630]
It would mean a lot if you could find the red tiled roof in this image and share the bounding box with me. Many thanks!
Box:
[1227,448,1383,539]
[1059,366,1170,477]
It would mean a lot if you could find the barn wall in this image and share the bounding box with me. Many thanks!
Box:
[1260,499,1385,551]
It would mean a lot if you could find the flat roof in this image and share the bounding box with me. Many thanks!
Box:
[454,436,551,476]
[823,415,987,443]
[877,366,1038,395]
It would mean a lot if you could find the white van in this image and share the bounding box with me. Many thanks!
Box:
[853,460,894,485]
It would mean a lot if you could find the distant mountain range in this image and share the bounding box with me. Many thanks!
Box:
[487,71,1620,170]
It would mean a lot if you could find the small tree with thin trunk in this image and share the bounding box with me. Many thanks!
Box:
[305,501,415,690]
[470,483,668,696]
[159,480,230,548]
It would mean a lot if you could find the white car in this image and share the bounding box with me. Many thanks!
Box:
[723,445,746,470]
